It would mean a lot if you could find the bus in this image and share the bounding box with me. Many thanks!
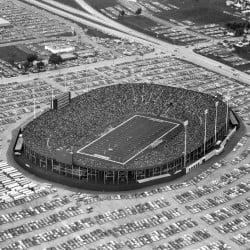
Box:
[14,135,23,155]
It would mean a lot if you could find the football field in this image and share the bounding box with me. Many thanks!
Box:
[77,115,180,165]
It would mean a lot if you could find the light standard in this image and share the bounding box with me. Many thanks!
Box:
[51,85,54,109]
[214,101,219,143]
[183,120,188,168]
[64,74,67,92]
[225,96,230,133]
[204,109,208,156]
[33,88,36,119]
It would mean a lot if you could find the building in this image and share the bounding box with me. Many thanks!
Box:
[45,44,75,54]
[0,17,11,27]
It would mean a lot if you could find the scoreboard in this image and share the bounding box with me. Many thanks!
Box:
[51,92,71,110]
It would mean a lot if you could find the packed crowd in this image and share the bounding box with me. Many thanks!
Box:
[23,83,227,170]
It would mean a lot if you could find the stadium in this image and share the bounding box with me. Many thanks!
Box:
[14,83,239,191]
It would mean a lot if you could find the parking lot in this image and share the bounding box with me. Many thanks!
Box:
[1,1,250,249]
[1,130,250,249]
[195,42,250,73]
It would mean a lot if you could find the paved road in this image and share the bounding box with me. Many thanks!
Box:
[21,0,250,89]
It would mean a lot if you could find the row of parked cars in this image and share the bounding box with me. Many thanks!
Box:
[174,164,250,204]
[231,230,250,246]
[0,80,61,126]
[102,208,183,238]
[93,197,170,224]
[185,180,250,214]
[0,161,56,210]
[1,0,72,42]
[0,59,20,78]
[190,24,229,39]
[2,216,196,250]
[195,42,250,71]
[195,240,231,250]
[0,205,82,242]
[201,198,250,225]
[47,218,200,250]
[154,230,213,250]
[216,213,250,234]
[125,225,206,249]
[0,195,71,226]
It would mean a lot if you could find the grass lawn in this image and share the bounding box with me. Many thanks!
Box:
[119,15,189,45]
[157,0,244,24]
[120,15,157,30]
[0,45,34,64]
[84,0,118,9]
[52,0,82,9]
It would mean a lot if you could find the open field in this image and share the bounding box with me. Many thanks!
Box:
[78,115,179,164]
[157,0,244,25]
[0,46,33,65]
[84,0,117,9]
[118,15,207,45]
[52,0,82,9]
[84,0,244,25]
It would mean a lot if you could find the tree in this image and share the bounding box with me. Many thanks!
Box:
[27,53,38,63]
[135,8,142,15]
[36,61,45,71]
[22,61,30,71]
[119,10,125,17]
[235,28,244,36]
[48,54,63,66]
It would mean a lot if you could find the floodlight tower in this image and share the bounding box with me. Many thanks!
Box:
[225,95,230,133]
[183,120,188,168]
[214,101,219,143]
[204,109,208,156]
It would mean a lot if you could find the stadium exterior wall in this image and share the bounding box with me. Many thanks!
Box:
[14,155,186,191]
[17,123,228,191]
